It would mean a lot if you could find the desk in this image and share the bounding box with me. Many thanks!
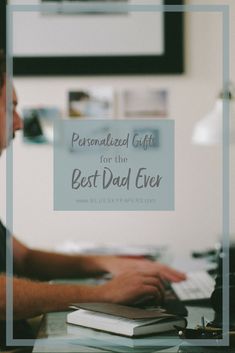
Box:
[32,251,221,353]
[33,305,215,353]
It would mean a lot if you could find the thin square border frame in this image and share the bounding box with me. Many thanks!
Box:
[5,2,230,348]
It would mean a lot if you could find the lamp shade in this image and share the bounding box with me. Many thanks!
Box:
[192,82,235,146]
[192,99,223,145]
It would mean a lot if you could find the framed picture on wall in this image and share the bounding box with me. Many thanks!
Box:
[12,0,184,76]
[68,87,115,119]
[120,89,169,118]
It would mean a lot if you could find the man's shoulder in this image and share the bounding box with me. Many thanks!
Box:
[0,219,6,237]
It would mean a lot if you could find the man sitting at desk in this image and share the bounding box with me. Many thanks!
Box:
[0,52,185,343]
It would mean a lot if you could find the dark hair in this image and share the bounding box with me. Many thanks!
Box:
[0,50,6,89]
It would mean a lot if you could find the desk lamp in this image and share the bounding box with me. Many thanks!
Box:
[192,83,235,332]
[192,82,234,145]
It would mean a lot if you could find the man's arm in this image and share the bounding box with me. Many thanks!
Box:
[0,272,164,320]
[13,237,110,280]
[13,237,186,282]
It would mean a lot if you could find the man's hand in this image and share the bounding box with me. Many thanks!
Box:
[97,256,186,282]
[0,272,164,319]
[96,271,165,305]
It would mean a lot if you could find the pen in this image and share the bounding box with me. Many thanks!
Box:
[196,326,235,336]
[201,316,205,329]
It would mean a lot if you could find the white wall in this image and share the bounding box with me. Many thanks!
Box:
[1,0,234,255]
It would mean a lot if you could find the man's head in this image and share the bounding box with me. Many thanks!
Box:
[0,51,22,154]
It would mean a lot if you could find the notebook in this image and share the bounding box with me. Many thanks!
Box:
[67,303,187,337]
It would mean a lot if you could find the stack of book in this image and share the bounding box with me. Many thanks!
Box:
[67,303,187,337]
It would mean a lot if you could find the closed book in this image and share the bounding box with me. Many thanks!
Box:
[67,303,187,337]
